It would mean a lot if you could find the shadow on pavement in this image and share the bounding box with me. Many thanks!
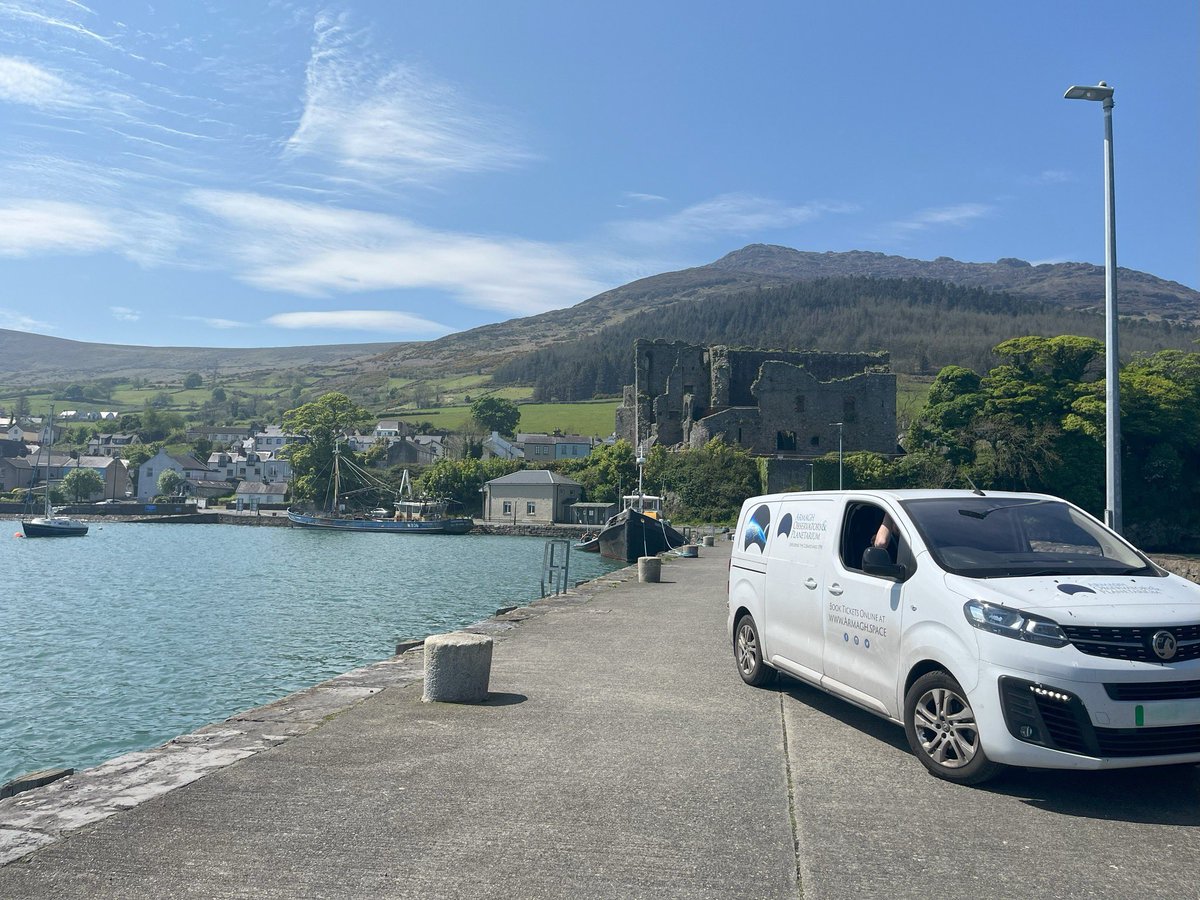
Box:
[775,673,1200,825]
[479,692,528,707]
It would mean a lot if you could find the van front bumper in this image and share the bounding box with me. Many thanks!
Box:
[970,658,1200,770]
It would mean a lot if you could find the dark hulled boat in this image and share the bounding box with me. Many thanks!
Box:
[596,495,688,562]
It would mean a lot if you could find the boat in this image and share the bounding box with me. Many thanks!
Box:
[596,494,688,563]
[22,406,88,538]
[286,452,472,535]
[575,532,600,553]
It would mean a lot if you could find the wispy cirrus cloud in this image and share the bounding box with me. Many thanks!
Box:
[264,310,449,335]
[885,203,993,237]
[1023,169,1074,185]
[285,11,531,184]
[0,56,78,107]
[0,199,118,256]
[186,190,605,316]
[110,305,139,322]
[611,193,857,244]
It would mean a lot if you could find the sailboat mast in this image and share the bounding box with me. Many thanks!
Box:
[44,404,54,517]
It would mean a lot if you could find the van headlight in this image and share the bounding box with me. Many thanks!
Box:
[963,600,1069,648]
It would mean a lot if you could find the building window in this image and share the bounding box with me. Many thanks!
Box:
[502,501,512,515]
[527,501,536,515]
[810,435,821,447]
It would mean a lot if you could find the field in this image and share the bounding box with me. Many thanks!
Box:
[393,398,621,437]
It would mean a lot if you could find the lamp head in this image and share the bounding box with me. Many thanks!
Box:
[1064,82,1114,102]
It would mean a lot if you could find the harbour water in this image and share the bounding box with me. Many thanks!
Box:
[1,523,624,785]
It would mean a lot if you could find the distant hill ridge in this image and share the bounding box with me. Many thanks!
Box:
[0,245,1196,386]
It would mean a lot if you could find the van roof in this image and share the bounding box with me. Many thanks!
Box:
[744,488,1059,505]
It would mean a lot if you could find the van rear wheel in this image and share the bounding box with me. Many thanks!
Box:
[734,614,776,687]
[903,671,1000,785]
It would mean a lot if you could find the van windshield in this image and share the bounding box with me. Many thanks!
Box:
[900,497,1157,578]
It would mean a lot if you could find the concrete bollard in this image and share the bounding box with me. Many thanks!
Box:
[423,632,493,703]
[638,556,662,583]
[677,544,699,558]
[701,535,715,547]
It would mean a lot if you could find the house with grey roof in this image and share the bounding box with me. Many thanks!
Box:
[481,470,583,525]
[136,449,211,500]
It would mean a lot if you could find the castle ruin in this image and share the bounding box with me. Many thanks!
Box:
[615,339,897,457]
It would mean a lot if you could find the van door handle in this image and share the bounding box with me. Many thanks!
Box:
[828,584,843,596]
[804,577,818,590]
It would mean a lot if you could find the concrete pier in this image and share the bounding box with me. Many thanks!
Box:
[0,545,1197,899]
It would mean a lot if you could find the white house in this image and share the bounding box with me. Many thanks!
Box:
[483,431,523,460]
[137,449,211,500]
[206,450,292,484]
[253,425,301,455]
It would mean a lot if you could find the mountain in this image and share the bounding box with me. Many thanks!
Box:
[1,245,1196,387]
[376,245,1200,373]
[0,330,404,388]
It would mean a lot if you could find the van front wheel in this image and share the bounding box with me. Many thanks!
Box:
[903,671,1000,785]
[734,614,776,687]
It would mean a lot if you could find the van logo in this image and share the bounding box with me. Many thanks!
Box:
[743,504,771,552]
[1057,584,1096,595]
[1151,630,1178,661]
[777,514,793,537]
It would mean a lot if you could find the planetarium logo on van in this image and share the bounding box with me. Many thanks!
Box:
[743,504,771,552]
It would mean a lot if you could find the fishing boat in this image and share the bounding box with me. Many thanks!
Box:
[286,450,471,535]
[22,407,88,538]
[596,493,687,562]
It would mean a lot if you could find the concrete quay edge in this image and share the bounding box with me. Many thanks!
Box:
[0,560,644,867]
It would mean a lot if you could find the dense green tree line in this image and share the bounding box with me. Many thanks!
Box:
[832,338,1200,550]
[493,277,1199,400]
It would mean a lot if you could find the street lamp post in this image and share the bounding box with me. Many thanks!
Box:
[830,422,844,490]
[1064,81,1122,533]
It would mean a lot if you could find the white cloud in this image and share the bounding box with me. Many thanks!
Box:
[0,200,118,256]
[887,203,993,236]
[0,307,54,332]
[181,316,249,329]
[612,193,856,244]
[186,190,605,315]
[264,310,449,335]
[110,305,139,321]
[0,56,77,107]
[622,191,668,203]
[285,12,530,183]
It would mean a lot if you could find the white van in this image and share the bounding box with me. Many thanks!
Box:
[727,489,1200,784]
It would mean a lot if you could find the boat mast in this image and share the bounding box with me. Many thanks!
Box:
[44,404,54,517]
[634,351,644,513]
[331,441,340,514]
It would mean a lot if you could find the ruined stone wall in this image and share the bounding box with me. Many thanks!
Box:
[616,339,897,456]
[754,362,896,455]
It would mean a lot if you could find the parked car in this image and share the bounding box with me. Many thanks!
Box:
[728,489,1200,784]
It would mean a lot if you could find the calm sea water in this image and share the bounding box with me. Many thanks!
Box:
[0,523,623,784]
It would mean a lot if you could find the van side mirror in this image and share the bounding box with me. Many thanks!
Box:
[862,546,905,581]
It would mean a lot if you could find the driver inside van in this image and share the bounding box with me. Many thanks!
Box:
[873,513,896,551]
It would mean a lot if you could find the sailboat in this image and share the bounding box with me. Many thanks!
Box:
[22,407,89,538]
[286,446,472,534]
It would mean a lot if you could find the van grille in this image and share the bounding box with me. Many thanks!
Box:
[1061,623,1200,662]
[1104,680,1200,701]
[1095,724,1200,758]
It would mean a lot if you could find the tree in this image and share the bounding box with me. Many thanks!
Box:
[192,437,213,460]
[470,397,520,437]
[211,386,227,404]
[183,372,203,390]
[282,392,374,503]
[157,469,186,497]
[62,467,103,502]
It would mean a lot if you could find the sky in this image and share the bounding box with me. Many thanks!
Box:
[0,1,1195,349]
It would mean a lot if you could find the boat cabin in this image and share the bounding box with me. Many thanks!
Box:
[621,494,665,519]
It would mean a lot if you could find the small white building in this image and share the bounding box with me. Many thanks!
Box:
[481,470,583,525]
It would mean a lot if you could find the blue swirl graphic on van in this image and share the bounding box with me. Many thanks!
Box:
[743,504,771,552]
[777,513,792,538]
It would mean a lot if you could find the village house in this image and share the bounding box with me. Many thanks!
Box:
[137,449,211,500]
[482,431,522,460]
[86,433,141,458]
[206,450,292,484]
[481,470,583,525]
[517,433,595,461]
[252,425,303,455]
[185,426,256,448]
[234,481,288,507]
